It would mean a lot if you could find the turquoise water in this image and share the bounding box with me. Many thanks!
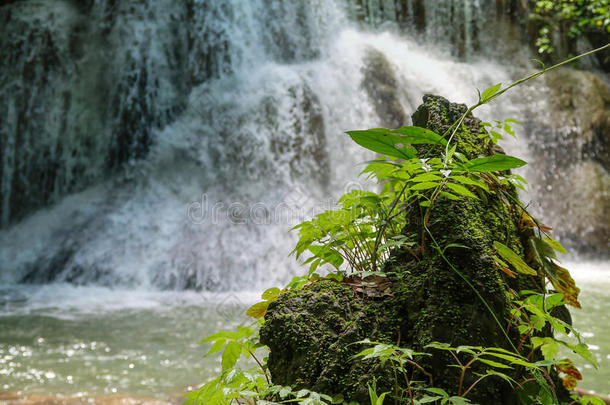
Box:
[0,287,257,400]
[561,261,610,396]
[0,261,608,400]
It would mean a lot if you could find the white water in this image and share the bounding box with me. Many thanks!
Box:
[0,0,544,291]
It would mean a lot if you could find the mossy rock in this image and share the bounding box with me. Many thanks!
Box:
[260,95,569,404]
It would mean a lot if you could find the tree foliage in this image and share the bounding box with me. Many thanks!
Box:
[531,0,610,56]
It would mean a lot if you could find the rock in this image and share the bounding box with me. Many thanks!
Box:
[545,69,610,146]
[0,1,189,227]
[527,69,610,254]
[552,160,610,254]
[261,0,321,63]
[361,47,407,129]
[260,95,569,404]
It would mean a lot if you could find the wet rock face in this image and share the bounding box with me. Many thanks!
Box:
[361,47,407,129]
[261,95,566,404]
[0,0,192,227]
[529,69,610,254]
[348,0,528,59]
[262,0,321,63]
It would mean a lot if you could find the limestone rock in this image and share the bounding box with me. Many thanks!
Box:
[260,95,569,404]
[361,47,407,129]
[528,69,610,254]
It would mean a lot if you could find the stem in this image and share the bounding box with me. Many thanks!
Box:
[349,230,369,271]
[403,371,415,405]
[392,363,399,405]
[461,374,489,398]
[457,357,478,396]
[484,43,610,107]
[373,182,410,271]
[405,359,434,385]
[442,42,610,162]
[246,348,270,385]
[513,377,536,392]
[448,350,464,368]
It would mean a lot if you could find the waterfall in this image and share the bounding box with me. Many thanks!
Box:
[0,0,607,291]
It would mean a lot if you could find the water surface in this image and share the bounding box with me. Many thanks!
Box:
[1,261,608,400]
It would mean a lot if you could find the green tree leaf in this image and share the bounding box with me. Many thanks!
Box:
[465,155,526,172]
[346,129,418,160]
[205,339,227,357]
[262,287,281,301]
[410,182,439,191]
[411,173,443,183]
[480,83,502,101]
[441,191,460,200]
[391,126,448,146]
[450,175,489,191]
[493,241,537,275]
[446,182,478,199]
[221,341,241,371]
[543,237,567,254]
[246,301,270,319]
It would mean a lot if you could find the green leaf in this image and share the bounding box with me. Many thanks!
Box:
[443,243,469,251]
[308,245,344,269]
[485,369,517,386]
[531,337,559,360]
[480,83,502,101]
[418,396,443,404]
[221,341,241,371]
[391,126,448,146]
[375,392,389,405]
[278,386,292,398]
[450,175,489,191]
[411,173,443,183]
[540,341,559,360]
[262,287,281,301]
[543,237,567,254]
[246,301,270,319]
[331,394,345,404]
[201,331,242,343]
[446,182,478,199]
[465,155,527,172]
[410,182,439,191]
[493,241,537,275]
[441,191,460,201]
[205,339,227,357]
[533,237,557,260]
[563,341,598,368]
[476,357,512,369]
[346,129,418,160]
[447,396,472,405]
[423,387,449,397]
[581,396,606,405]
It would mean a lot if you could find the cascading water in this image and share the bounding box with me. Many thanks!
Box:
[0,0,608,399]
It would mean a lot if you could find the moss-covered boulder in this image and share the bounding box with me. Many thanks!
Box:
[260,95,568,404]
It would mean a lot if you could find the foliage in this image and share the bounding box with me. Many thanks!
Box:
[187,49,607,405]
[530,0,610,55]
